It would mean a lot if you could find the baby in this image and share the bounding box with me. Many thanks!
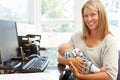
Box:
[58,43,106,73]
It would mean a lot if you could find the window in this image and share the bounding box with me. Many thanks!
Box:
[39,0,76,48]
[39,0,77,66]
[40,0,74,32]
[101,0,120,49]
[0,0,85,47]
[0,0,29,23]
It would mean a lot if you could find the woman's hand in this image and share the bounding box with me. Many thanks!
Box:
[69,61,80,78]
[68,57,87,73]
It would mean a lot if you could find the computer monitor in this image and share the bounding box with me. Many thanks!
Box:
[0,20,19,63]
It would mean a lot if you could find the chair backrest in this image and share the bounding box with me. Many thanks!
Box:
[117,50,120,80]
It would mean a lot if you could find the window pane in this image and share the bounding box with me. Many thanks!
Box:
[101,0,120,49]
[41,0,74,20]
[40,24,74,32]
[101,0,120,13]
[0,0,29,22]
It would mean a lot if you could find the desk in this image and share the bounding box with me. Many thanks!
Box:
[0,64,65,80]
[0,48,65,80]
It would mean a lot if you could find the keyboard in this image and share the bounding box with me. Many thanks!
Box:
[22,57,49,72]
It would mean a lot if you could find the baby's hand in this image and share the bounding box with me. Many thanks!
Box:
[100,66,107,72]
[76,50,81,57]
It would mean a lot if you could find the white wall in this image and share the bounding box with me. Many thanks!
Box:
[17,23,37,36]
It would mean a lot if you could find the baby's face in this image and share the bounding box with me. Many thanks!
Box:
[58,48,65,56]
[62,45,73,53]
[59,44,73,56]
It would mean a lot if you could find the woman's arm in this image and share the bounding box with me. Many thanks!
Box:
[77,72,112,80]
[57,55,87,73]
[69,62,112,80]
[57,56,70,65]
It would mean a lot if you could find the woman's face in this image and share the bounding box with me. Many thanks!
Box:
[83,7,99,31]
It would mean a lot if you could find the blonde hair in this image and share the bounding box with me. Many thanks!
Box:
[81,0,110,39]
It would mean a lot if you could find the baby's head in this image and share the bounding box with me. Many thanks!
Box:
[58,43,73,56]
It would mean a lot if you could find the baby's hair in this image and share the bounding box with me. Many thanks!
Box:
[58,43,73,56]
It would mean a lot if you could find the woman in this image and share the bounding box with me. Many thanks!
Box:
[57,0,118,80]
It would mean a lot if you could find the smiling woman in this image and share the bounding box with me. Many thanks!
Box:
[58,0,118,80]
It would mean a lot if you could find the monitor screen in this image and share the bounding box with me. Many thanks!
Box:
[0,20,19,63]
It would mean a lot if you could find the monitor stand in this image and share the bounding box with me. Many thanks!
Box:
[20,47,25,61]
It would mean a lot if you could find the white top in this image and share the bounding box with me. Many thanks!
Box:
[69,32,118,80]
